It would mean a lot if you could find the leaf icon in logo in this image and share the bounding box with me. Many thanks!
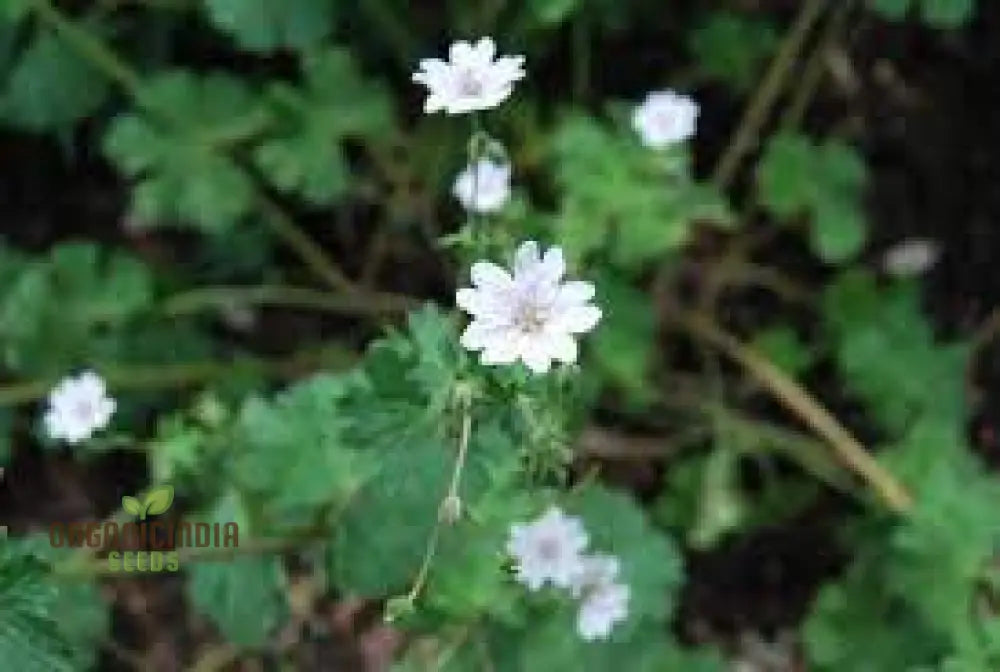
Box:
[142,485,174,518]
[121,495,143,517]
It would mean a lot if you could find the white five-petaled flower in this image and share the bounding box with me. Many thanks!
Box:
[506,506,589,591]
[881,238,941,277]
[568,554,621,599]
[570,554,630,641]
[43,371,116,444]
[576,580,630,641]
[412,37,526,115]
[453,158,512,213]
[632,90,700,149]
[457,241,602,374]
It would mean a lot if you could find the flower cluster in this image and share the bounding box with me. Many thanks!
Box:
[43,370,116,444]
[507,506,630,641]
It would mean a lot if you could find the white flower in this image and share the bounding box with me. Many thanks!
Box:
[568,554,621,599]
[506,506,589,591]
[577,581,630,641]
[569,554,630,641]
[456,241,602,374]
[43,371,115,444]
[881,238,941,277]
[412,37,526,115]
[632,90,699,149]
[453,158,512,213]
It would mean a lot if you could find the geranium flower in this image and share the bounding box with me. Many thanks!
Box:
[412,37,526,115]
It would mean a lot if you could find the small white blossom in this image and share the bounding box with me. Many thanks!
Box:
[881,238,941,277]
[568,554,621,598]
[43,371,115,444]
[632,90,699,149]
[569,554,630,641]
[456,241,602,374]
[453,158,512,213]
[577,581,630,641]
[412,37,526,115]
[506,506,589,591]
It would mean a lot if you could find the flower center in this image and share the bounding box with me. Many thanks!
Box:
[513,302,547,335]
[537,536,561,561]
[73,399,96,422]
[456,69,484,98]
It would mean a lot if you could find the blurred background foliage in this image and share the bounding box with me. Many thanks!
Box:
[1,0,997,670]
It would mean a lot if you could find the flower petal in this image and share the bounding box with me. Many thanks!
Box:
[559,305,602,334]
[540,246,566,282]
[470,261,513,292]
[557,280,595,306]
[514,240,540,276]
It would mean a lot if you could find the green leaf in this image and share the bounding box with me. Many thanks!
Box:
[485,619,725,672]
[7,538,110,671]
[0,243,155,376]
[186,493,289,649]
[919,0,975,28]
[752,326,814,376]
[758,133,868,263]
[528,0,582,26]
[234,373,369,513]
[202,0,336,52]
[142,485,175,517]
[552,114,732,270]
[103,71,263,232]
[869,0,976,27]
[329,436,450,596]
[0,28,111,132]
[565,485,684,625]
[0,0,33,24]
[121,496,142,517]
[254,49,392,205]
[870,0,913,20]
[804,562,946,671]
[0,547,76,672]
[589,270,656,399]
[688,12,779,92]
[822,270,968,432]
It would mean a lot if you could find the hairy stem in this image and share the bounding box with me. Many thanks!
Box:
[406,388,474,604]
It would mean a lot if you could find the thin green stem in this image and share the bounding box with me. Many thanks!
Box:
[0,345,355,407]
[781,0,857,130]
[255,195,358,294]
[162,284,416,318]
[32,0,144,95]
[406,388,474,604]
[445,390,474,505]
